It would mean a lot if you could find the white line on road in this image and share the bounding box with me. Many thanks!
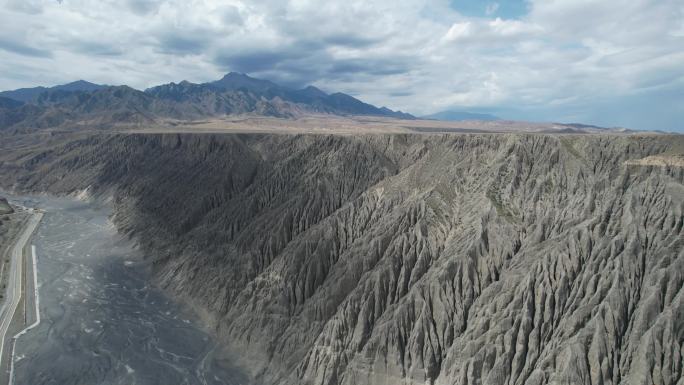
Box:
[14,246,39,334]
[0,212,42,385]
[8,245,40,385]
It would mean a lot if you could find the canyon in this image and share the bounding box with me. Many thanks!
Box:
[0,131,682,385]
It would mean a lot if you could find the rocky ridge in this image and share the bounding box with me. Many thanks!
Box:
[0,133,682,385]
[0,74,413,132]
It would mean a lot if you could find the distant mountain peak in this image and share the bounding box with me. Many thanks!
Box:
[221,72,250,80]
[61,80,103,89]
[303,85,326,94]
[210,72,280,94]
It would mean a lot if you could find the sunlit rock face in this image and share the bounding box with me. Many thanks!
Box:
[1,133,683,385]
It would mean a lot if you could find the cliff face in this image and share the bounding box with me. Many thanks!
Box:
[0,197,13,215]
[0,133,683,385]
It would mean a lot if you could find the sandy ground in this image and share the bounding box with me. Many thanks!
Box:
[625,154,684,167]
[119,115,640,135]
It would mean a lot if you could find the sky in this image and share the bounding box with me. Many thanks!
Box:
[0,0,683,132]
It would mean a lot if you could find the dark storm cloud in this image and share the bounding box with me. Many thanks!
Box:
[215,54,411,91]
[247,54,333,88]
[72,41,124,56]
[328,58,411,78]
[213,39,329,83]
[221,6,244,26]
[322,34,382,48]
[328,61,369,75]
[0,39,52,58]
[126,0,161,15]
[213,34,413,89]
[156,32,210,55]
[390,91,414,97]
[215,50,301,73]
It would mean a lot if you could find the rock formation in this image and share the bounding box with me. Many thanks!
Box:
[0,197,13,215]
[0,132,682,385]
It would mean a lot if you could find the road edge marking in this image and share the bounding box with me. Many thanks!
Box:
[13,245,40,336]
[7,210,42,385]
[8,244,40,385]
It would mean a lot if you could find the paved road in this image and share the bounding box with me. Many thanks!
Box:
[0,212,42,384]
[21,244,39,333]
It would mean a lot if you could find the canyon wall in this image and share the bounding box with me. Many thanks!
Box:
[0,133,682,385]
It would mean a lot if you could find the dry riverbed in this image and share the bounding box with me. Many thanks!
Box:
[3,194,248,385]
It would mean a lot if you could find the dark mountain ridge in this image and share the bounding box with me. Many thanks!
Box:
[0,80,105,103]
[146,72,414,119]
[0,73,413,131]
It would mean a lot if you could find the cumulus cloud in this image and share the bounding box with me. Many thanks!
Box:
[0,0,682,131]
[443,18,543,43]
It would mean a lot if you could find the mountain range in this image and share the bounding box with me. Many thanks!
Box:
[0,73,413,132]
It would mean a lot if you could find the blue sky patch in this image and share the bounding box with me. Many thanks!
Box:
[450,0,529,19]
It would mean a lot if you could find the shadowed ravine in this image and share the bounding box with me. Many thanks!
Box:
[4,194,248,385]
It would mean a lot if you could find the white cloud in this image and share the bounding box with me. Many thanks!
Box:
[442,18,543,46]
[444,22,473,41]
[489,18,542,37]
[0,0,682,131]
